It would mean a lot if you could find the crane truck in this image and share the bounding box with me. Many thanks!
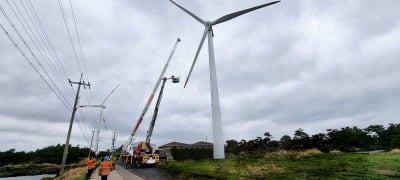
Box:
[121,76,180,168]
[120,38,180,168]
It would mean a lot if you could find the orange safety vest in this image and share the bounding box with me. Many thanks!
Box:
[99,161,112,176]
[87,159,95,169]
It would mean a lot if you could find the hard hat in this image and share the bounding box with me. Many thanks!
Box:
[104,156,110,161]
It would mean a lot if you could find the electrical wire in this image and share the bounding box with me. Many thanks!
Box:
[3,1,91,142]
[2,0,103,148]
[6,0,70,99]
[67,0,98,134]
[0,21,71,111]
[57,0,82,73]
[0,3,72,111]
[13,1,73,107]
[63,0,98,142]
[21,0,76,101]
[23,0,69,80]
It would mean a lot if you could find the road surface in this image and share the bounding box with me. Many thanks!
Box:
[90,163,143,180]
[91,163,173,180]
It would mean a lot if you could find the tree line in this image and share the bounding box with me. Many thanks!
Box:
[0,144,89,166]
[226,124,400,154]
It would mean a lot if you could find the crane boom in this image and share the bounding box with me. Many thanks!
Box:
[124,38,181,150]
[146,78,167,143]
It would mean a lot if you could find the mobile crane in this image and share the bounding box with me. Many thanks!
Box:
[121,38,180,167]
[122,76,180,168]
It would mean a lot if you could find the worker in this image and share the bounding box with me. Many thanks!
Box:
[87,157,95,179]
[98,156,113,180]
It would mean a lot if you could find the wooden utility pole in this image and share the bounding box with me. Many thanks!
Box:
[59,74,90,175]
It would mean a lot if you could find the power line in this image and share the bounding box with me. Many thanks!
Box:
[24,0,69,80]
[2,0,96,149]
[0,3,72,110]
[21,0,76,100]
[14,1,94,141]
[6,0,70,98]
[57,0,82,73]
[12,0,74,102]
[66,0,98,141]
[25,0,70,82]
[0,21,71,111]
[75,112,91,144]
[68,0,88,79]
[26,0,94,141]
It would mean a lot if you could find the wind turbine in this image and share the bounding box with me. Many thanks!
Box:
[80,85,120,155]
[170,0,280,159]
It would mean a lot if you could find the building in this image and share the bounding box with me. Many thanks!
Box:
[158,141,213,160]
[158,141,189,158]
[190,141,213,149]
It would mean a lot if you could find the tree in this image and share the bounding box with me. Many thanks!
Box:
[292,128,310,150]
[365,125,385,149]
[380,124,400,149]
[280,135,292,150]
[0,144,88,166]
[311,133,330,152]
[238,139,247,151]
[226,139,239,154]
[263,132,273,143]
[327,126,373,151]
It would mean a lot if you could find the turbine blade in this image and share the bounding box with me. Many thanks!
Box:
[101,84,120,105]
[184,28,208,88]
[169,0,205,25]
[212,1,280,26]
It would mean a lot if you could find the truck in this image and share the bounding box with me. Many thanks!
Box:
[121,76,179,168]
[120,142,159,168]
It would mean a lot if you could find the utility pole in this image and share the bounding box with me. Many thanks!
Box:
[81,85,119,156]
[111,131,116,155]
[88,129,95,158]
[79,105,106,156]
[60,73,90,175]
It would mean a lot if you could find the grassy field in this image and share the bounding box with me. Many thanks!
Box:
[159,149,400,180]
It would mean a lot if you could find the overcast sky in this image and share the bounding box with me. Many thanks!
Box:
[1,0,400,152]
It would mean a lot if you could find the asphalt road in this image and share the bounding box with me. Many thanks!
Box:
[90,163,143,180]
[119,163,175,180]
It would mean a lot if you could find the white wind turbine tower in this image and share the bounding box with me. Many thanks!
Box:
[170,0,280,159]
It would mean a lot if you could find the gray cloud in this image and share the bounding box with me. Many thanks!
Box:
[1,0,400,152]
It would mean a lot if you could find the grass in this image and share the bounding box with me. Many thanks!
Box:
[0,163,59,178]
[159,149,400,180]
[0,159,93,179]
[42,159,98,180]
[45,166,87,180]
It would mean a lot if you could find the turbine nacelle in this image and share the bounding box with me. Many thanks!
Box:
[170,0,280,87]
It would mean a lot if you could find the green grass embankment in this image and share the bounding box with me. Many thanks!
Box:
[159,149,400,180]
